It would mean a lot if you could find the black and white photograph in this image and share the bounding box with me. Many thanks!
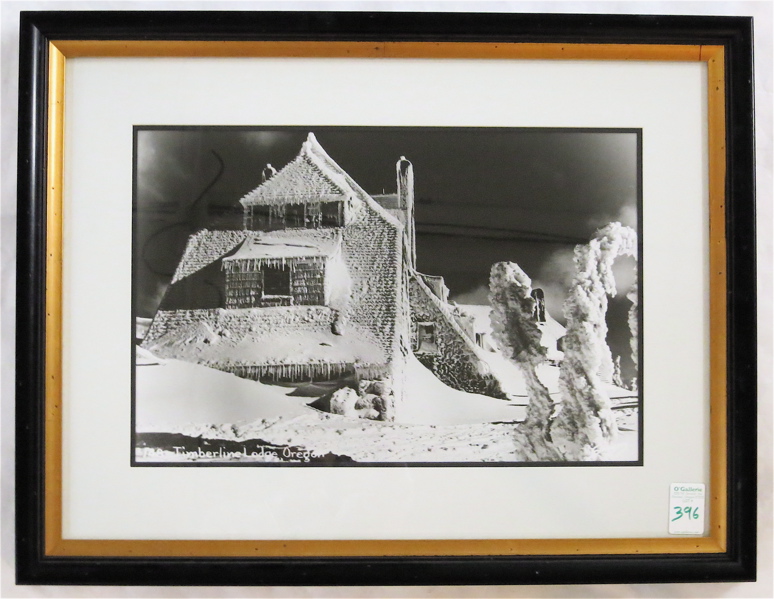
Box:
[133,126,641,465]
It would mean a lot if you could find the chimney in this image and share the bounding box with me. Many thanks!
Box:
[262,163,277,183]
[397,156,416,269]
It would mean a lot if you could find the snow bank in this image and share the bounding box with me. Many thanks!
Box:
[396,354,525,425]
[135,358,312,431]
[135,354,635,462]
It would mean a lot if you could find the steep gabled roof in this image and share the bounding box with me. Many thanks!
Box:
[238,133,404,230]
[171,229,249,284]
[240,133,353,207]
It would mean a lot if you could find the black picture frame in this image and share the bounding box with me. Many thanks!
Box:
[15,10,757,586]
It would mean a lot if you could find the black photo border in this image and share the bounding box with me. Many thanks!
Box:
[129,124,645,469]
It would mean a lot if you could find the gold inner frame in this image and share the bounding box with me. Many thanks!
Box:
[44,40,728,558]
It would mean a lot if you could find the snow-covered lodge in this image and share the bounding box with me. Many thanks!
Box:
[142,133,506,417]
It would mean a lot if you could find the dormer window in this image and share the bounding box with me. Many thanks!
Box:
[286,203,305,228]
[306,202,322,228]
[223,237,335,309]
[531,288,546,323]
[321,201,344,227]
[244,200,344,231]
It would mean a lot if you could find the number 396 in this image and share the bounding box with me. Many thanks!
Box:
[672,506,700,521]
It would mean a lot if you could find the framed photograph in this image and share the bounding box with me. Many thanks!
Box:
[132,124,643,467]
[16,10,757,585]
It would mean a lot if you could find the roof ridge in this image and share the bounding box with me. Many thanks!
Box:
[300,132,358,198]
[236,133,404,231]
[239,133,349,207]
[300,137,355,199]
[302,133,404,230]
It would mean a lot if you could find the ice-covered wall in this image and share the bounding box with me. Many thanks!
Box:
[340,195,403,359]
[142,306,388,383]
[143,306,337,350]
[147,229,250,322]
[408,276,506,398]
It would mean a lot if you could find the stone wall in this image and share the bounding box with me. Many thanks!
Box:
[143,306,337,350]
[143,306,391,383]
[409,276,506,399]
[340,196,403,359]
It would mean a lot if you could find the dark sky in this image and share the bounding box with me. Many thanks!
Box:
[135,126,639,377]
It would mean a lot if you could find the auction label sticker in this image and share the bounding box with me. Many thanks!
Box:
[669,483,706,534]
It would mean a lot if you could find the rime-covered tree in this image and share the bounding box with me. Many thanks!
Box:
[550,222,637,459]
[489,262,562,460]
[627,273,639,390]
[612,355,624,389]
[488,222,637,461]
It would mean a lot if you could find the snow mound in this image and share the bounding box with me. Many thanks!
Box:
[135,359,312,431]
[397,354,526,425]
[136,346,163,366]
[145,307,386,368]
[227,328,384,365]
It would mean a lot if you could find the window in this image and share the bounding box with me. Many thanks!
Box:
[531,288,546,323]
[321,201,344,227]
[245,201,343,231]
[306,202,322,228]
[414,322,439,354]
[286,203,305,228]
[246,205,272,231]
[262,265,291,296]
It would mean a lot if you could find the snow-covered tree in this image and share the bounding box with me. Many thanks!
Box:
[488,222,637,461]
[489,262,562,460]
[550,222,637,460]
[627,272,639,376]
[612,355,624,389]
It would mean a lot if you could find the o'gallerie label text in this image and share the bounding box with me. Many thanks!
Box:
[669,483,705,534]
